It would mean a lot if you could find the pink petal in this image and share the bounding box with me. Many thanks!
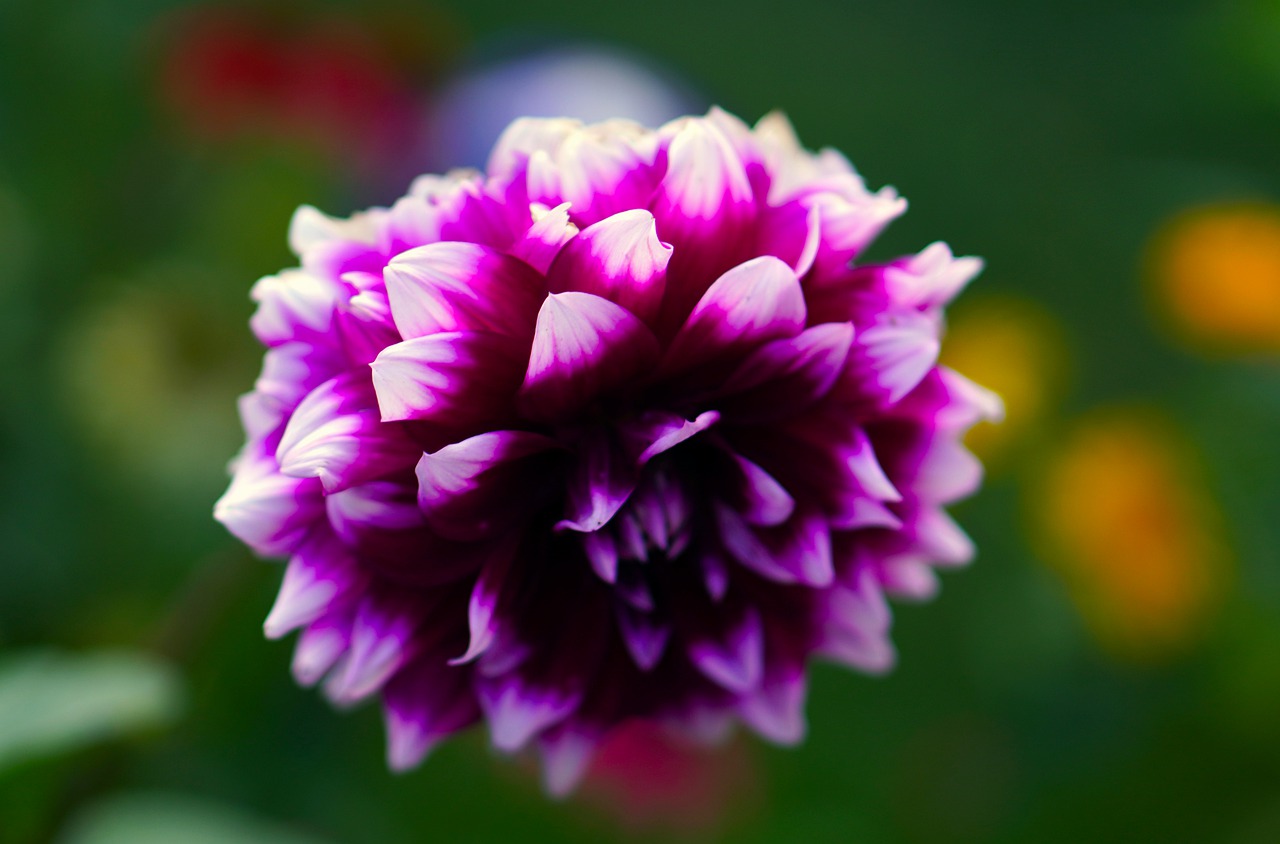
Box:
[383,654,481,771]
[546,209,671,325]
[661,256,805,377]
[384,241,544,340]
[686,603,764,693]
[512,202,578,274]
[517,292,660,422]
[263,532,366,639]
[371,331,525,425]
[275,376,420,493]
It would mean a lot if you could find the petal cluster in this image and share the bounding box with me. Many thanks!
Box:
[215,108,1000,793]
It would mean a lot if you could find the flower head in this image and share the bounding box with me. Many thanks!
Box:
[215,108,999,792]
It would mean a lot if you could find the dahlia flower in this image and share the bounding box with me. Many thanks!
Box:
[215,107,1000,793]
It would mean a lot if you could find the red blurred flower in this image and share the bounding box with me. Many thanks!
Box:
[155,7,443,175]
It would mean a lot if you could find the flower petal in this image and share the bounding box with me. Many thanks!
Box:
[686,602,764,693]
[383,654,481,771]
[546,209,671,325]
[384,241,544,340]
[371,331,525,425]
[275,376,420,493]
[517,292,660,422]
[417,430,561,541]
[264,531,366,639]
[661,256,805,377]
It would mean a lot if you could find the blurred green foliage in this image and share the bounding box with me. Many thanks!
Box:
[1,0,1278,842]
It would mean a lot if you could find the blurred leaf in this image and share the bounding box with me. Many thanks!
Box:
[57,793,333,844]
[0,650,181,772]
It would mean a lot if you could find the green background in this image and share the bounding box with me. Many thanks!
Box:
[1,0,1278,841]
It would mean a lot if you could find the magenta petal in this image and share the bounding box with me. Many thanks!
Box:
[326,592,422,705]
[214,442,324,558]
[512,202,578,274]
[263,532,365,639]
[417,430,560,541]
[545,209,671,326]
[525,120,662,226]
[250,270,340,348]
[479,674,583,753]
[291,611,353,686]
[538,727,599,798]
[717,322,854,421]
[452,549,516,665]
[517,292,660,422]
[739,660,807,745]
[650,118,754,316]
[276,376,421,492]
[383,655,481,771]
[817,569,896,674]
[759,200,821,277]
[384,241,544,340]
[371,331,525,425]
[620,409,720,466]
[687,603,764,693]
[583,531,620,583]
[661,256,805,376]
[557,430,634,533]
[726,452,795,527]
[615,603,671,671]
[715,505,834,587]
[842,310,940,408]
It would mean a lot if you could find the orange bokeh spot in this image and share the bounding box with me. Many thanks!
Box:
[1148,202,1280,354]
[940,297,1067,466]
[1034,411,1229,660]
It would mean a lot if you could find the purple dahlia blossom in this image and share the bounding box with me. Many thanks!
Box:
[215,107,1000,793]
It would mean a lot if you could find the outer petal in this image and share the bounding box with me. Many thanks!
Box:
[526,119,663,226]
[250,269,341,348]
[275,376,421,493]
[371,331,526,426]
[383,654,481,771]
[384,241,544,340]
[263,531,366,639]
[651,117,755,326]
[214,441,324,558]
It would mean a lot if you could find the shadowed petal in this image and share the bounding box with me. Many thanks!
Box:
[715,505,833,587]
[546,209,671,325]
[371,331,526,425]
[716,322,854,422]
[686,603,764,693]
[517,292,660,422]
[383,654,481,771]
[417,430,561,541]
[615,602,671,671]
[557,429,634,533]
[661,256,805,377]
